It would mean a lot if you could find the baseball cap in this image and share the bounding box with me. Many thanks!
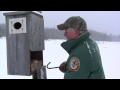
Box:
[57,16,87,32]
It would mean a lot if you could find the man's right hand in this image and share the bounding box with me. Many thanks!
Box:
[59,61,67,73]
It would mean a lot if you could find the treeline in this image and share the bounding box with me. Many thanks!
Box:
[44,28,120,42]
[0,24,6,37]
[89,29,120,42]
[0,24,120,42]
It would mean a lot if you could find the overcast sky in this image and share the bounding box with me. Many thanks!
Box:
[0,11,120,35]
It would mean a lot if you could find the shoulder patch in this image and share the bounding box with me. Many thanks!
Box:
[69,57,80,71]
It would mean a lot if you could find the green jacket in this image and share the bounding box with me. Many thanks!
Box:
[61,31,105,79]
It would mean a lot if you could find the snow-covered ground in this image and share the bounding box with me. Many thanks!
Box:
[0,37,120,79]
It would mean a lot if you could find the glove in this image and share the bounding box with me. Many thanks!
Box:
[59,61,67,73]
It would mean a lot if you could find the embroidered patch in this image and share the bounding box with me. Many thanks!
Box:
[69,57,80,71]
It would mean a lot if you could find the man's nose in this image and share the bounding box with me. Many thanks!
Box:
[64,34,65,36]
[64,33,66,36]
[64,31,67,36]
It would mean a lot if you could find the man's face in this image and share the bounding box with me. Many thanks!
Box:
[64,28,79,40]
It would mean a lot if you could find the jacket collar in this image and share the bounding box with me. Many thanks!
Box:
[61,31,90,54]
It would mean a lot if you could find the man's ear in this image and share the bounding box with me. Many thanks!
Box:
[75,29,80,35]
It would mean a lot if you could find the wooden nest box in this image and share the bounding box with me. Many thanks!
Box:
[3,11,45,76]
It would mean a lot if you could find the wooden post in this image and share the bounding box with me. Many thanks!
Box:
[3,11,46,79]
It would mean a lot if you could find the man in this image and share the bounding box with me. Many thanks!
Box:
[57,16,105,79]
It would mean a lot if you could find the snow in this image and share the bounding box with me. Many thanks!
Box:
[32,11,43,16]
[0,37,120,79]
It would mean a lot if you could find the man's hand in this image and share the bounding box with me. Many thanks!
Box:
[59,61,67,73]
